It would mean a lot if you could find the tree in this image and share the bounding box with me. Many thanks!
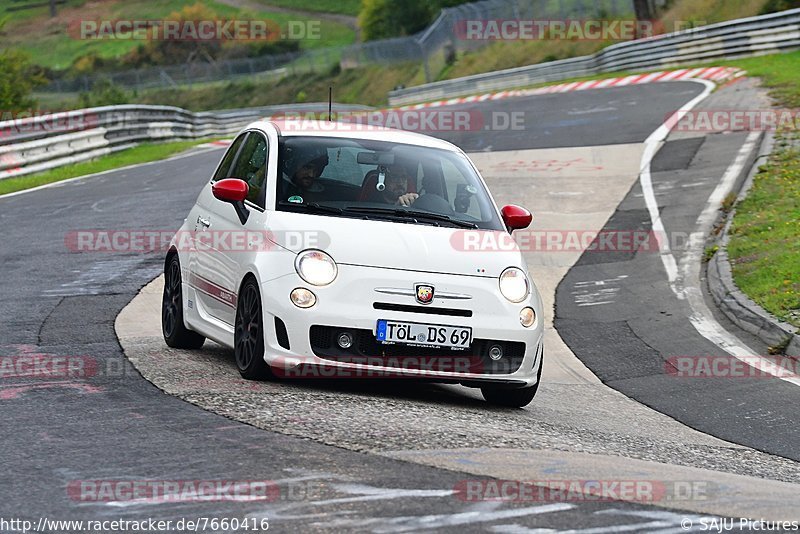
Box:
[0,49,45,111]
[359,0,436,40]
[633,0,653,21]
[359,0,472,41]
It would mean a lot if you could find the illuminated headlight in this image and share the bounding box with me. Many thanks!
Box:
[295,249,337,286]
[499,267,529,303]
[520,307,536,328]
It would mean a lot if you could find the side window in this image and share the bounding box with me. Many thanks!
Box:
[229,132,269,208]
[213,133,247,181]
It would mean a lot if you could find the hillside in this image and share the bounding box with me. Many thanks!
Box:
[0,0,356,69]
[14,0,799,111]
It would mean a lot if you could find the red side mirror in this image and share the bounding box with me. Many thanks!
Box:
[501,205,532,230]
[212,178,248,203]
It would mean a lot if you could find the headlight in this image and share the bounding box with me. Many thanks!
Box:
[499,267,529,303]
[295,249,337,286]
[290,287,317,308]
[520,307,536,327]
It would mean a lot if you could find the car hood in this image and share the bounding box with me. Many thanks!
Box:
[266,211,525,278]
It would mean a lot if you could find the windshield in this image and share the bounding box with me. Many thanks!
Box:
[275,136,504,230]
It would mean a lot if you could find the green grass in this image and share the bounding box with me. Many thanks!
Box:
[727,143,800,328]
[721,49,800,328]
[728,52,800,108]
[0,138,219,196]
[248,0,361,16]
[0,0,355,69]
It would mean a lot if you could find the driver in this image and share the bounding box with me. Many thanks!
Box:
[373,164,419,207]
[282,145,329,202]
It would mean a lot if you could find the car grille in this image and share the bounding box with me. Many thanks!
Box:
[309,325,524,375]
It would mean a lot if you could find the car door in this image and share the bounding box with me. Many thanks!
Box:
[195,131,270,326]
[190,133,248,325]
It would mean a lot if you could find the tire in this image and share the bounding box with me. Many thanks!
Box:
[234,277,273,380]
[162,254,205,349]
[481,347,543,408]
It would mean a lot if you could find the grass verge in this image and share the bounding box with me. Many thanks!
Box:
[0,138,219,196]
[727,135,800,328]
[724,51,800,328]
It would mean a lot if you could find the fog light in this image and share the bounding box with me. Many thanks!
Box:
[290,288,316,308]
[488,344,503,361]
[337,332,353,349]
[520,307,536,328]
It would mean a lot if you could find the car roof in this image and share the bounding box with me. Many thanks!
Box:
[247,119,463,153]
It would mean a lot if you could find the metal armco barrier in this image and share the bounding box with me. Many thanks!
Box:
[0,104,368,180]
[388,8,800,105]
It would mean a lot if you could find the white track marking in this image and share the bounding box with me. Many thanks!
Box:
[318,503,575,532]
[639,81,800,386]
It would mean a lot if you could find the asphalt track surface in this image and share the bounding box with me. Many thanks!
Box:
[555,128,800,461]
[2,81,786,530]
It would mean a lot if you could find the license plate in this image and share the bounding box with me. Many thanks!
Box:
[375,320,472,349]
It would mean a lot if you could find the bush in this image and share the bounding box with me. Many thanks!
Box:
[760,0,800,14]
[122,4,223,68]
[78,77,130,107]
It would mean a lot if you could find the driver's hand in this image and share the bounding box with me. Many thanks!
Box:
[395,193,419,207]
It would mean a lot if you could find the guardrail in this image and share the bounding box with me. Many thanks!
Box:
[0,103,368,181]
[388,8,800,105]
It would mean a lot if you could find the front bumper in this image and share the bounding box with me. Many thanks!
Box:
[259,264,544,387]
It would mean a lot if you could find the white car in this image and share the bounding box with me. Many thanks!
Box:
[161,120,544,407]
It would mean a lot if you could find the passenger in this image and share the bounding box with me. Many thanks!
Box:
[283,146,328,202]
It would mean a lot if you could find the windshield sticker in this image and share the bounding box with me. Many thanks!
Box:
[288,195,304,204]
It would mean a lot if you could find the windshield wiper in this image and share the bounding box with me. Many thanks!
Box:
[277,201,343,215]
[343,206,478,228]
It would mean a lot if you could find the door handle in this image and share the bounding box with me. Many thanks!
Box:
[197,216,211,228]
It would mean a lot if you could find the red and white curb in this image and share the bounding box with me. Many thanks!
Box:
[396,67,745,110]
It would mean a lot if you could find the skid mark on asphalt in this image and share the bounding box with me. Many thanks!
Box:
[487,158,605,174]
[42,258,145,297]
